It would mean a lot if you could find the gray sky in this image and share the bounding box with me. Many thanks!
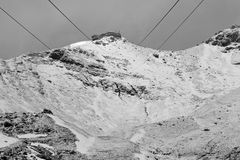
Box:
[1,0,240,59]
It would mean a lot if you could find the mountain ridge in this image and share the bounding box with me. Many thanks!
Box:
[1,26,240,159]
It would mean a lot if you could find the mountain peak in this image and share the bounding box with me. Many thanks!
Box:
[91,32,125,45]
[91,32,122,41]
[205,25,240,50]
[1,27,240,159]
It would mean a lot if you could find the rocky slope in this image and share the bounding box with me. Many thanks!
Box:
[1,26,240,159]
[0,110,88,160]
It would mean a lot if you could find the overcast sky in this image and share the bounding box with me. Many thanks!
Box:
[1,0,240,59]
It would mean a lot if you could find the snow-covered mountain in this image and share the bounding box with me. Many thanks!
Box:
[1,26,240,160]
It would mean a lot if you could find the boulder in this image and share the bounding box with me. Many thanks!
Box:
[221,38,231,47]
[3,121,13,128]
[42,109,53,115]
[216,34,224,40]
[49,49,65,60]
[227,31,239,42]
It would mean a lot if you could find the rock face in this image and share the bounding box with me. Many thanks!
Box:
[205,25,240,47]
[0,28,240,159]
[0,110,88,160]
[91,32,122,41]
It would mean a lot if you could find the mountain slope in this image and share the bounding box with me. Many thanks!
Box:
[1,27,240,159]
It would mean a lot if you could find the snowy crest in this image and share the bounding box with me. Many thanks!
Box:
[1,28,240,159]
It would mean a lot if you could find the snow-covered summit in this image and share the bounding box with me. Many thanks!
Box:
[205,25,240,65]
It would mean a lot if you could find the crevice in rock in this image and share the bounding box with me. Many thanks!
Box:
[144,106,149,117]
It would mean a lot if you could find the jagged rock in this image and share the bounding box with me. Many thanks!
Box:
[49,49,65,60]
[216,34,224,41]
[61,56,84,67]
[0,59,6,74]
[206,25,240,48]
[0,111,88,160]
[0,112,55,136]
[237,37,240,43]
[92,32,121,41]
[42,109,53,115]
[224,147,240,160]
[220,38,231,46]
[226,31,239,42]
[3,121,13,128]
[230,24,240,29]
[225,46,235,51]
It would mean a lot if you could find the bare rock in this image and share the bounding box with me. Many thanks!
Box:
[92,32,121,41]
[42,109,53,115]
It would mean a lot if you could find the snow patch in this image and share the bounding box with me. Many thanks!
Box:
[130,129,145,143]
[31,142,54,150]
[0,133,18,148]
[17,134,48,139]
[49,115,95,154]
[134,153,146,160]
[67,41,88,49]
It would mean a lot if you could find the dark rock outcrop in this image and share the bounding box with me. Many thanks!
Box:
[42,109,53,115]
[49,49,65,60]
[92,32,122,41]
[224,147,240,160]
[205,25,240,48]
[0,111,54,136]
[0,110,88,160]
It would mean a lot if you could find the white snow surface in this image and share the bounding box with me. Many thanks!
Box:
[17,134,48,139]
[31,142,54,150]
[0,133,18,148]
[49,115,95,154]
[130,129,145,143]
[66,41,88,49]
[1,30,240,159]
